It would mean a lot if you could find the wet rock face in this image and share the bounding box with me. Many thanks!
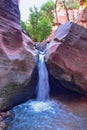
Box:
[46,22,87,94]
[0,0,37,111]
[0,0,20,23]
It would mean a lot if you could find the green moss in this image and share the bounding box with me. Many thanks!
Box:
[0,84,19,98]
[0,77,33,98]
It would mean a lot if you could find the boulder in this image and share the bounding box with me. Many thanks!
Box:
[46,21,87,95]
[0,0,37,111]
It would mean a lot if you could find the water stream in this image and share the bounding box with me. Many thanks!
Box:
[6,52,87,130]
[37,52,49,100]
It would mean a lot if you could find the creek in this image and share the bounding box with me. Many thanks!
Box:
[6,52,87,130]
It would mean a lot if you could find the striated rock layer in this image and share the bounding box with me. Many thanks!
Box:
[46,22,87,95]
[0,0,37,111]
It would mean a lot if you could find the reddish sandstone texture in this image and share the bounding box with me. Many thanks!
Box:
[46,22,87,94]
[0,0,37,111]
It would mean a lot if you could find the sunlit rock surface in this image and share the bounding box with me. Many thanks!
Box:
[46,21,87,94]
[0,0,37,111]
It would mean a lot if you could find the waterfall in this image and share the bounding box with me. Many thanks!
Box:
[37,51,50,101]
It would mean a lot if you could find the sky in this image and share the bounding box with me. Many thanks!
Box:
[19,0,54,21]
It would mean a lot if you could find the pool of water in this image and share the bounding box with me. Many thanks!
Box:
[6,98,87,130]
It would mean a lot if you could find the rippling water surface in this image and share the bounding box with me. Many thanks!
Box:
[6,98,87,130]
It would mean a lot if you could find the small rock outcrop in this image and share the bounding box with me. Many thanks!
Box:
[0,0,37,111]
[46,21,87,95]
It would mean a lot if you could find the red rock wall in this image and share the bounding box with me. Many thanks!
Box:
[0,0,20,23]
[46,22,87,94]
[0,0,37,111]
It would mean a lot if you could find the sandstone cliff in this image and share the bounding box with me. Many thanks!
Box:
[0,0,37,111]
[46,21,87,95]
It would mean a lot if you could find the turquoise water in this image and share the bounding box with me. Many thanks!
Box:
[6,98,87,130]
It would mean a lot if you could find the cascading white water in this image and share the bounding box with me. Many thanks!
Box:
[6,53,86,130]
[37,51,50,100]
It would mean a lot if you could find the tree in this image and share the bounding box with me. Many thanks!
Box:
[28,7,40,41]
[21,0,54,42]
[20,20,26,31]
[37,17,52,41]
[20,20,31,37]
[41,0,54,22]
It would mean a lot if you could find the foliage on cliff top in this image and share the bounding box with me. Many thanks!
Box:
[21,0,54,42]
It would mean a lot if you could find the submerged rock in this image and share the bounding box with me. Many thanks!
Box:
[0,0,37,111]
[46,21,87,95]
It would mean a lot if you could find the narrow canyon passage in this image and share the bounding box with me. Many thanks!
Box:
[5,52,87,130]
